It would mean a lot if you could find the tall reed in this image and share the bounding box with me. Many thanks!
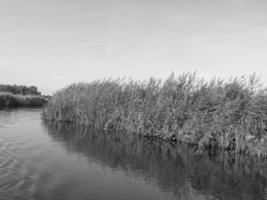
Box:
[43,73,267,157]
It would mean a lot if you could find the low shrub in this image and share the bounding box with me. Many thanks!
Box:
[0,92,48,107]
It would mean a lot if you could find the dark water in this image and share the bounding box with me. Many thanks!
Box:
[1,109,267,200]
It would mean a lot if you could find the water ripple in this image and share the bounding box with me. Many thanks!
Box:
[0,138,35,200]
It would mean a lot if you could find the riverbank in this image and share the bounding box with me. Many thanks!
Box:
[0,92,48,107]
[42,73,267,158]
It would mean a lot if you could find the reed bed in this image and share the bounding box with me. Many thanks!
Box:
[43,73,267,157]
[0,92,48,107]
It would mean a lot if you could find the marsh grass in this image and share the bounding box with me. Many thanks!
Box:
[43,73,267,157]
[0,92,48,107]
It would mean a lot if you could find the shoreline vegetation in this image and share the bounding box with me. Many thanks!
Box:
[0,84,48,107]
[42,73,267,158]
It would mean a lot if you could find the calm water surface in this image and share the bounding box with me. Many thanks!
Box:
[0,109,267,200]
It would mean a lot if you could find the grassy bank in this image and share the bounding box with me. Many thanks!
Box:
[43,73,267,157]
[0,92,48,107]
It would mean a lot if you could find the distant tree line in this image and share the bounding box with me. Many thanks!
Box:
[0,84,41,95]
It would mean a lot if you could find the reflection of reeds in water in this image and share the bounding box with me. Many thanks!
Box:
[179,181,218,200]
[44,121,267,200]
[43,73,267,157]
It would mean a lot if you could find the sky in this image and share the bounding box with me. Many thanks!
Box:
[0,0,267,95]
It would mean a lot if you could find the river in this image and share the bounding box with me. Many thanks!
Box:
[0,109,267,200]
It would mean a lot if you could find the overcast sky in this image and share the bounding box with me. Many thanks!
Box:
[0,0,267,94]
